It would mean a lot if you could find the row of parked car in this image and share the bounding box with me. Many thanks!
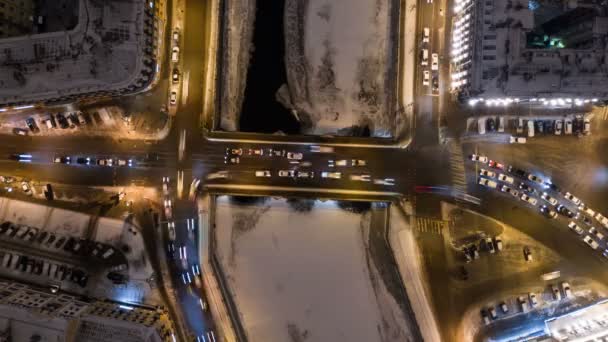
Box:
[0,251,89,287]
[477,116,591,137]
[473,155,608,256]
[0,221,118,261]
[481,282,572,325]
[462,236,503,263]
[53,155,133,167]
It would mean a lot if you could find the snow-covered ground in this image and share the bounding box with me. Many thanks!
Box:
[285,0,399,137]
[214,197,415,342]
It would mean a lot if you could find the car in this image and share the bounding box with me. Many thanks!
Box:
[488,160,505,170]
[423,71,430,86]
[20,182,32,195]
[500,301,508,313]
[56,113,69,129]
[171,46,179,62]
[556,205,577,218]
[535,120,544,134]
[164,199,172,219]
[10,153,32,163]
[508,166,527,178]
[561,282,572,298]
[554,120,563,135]
[431,53,439,70]
[421,49,429,66]
[167,222,176,241]
[494,237,503,251]
[479,169,496,178]
[478,178,498,188]
[172,69,179,83]
[226,148,243,156]
[484,237,495,253]
[478,118,486,135]
[517,118,524,134]
[524,247,533,262]
[510,136,526,144]
[583,119,591,135]
[351,159,366,166]
[12,128,28,136]
[498,174,514,184]
[224,156,239,164]
[470,154,488,163]
[552,284,562,300]
[117,159,133,167]
[520,193,538,206]
[583,235,599,250]
[328,159,348,167]
[498,117,505,133]
[480,309,491,325]
[310,145,334,153]
[76,112,87,125]
[540,205,557,219]
[278,170,296,178]
[431,75,439,92]
[296,171,314,179]
[97,158,113,166]
[25,118,39,133]
[595,213,608,229]
[528,292,538,306]
[321,172,341,179]
[528,174,544,185]
[350,174,371,182]
[486,117,496,132]
[162,177,170,195]
[76,157,91,165]
[518,183,535,194]
[568,221,585,235]
[255,170,271,177]
[207,171,229,180]
[170,91,177,105]
[518,296,529,313]
[248,148,263,156]
[564,119,573,134]
[488,307,497,319]
[53,156,71,164]
[373,178,395,186]
[286,152,303,160]
[564,192,581,205]
[541,192,558,206]
[422,27,430,43]
[589,227,604,240]
[501,185,519,197]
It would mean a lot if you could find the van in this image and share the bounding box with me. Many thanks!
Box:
[527,120,535,137]
[478,118,486,135]
[421,49,429,66]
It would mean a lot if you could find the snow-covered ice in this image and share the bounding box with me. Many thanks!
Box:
[214,197,414,342]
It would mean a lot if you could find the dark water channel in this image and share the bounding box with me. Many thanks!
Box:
[238,0,301,134]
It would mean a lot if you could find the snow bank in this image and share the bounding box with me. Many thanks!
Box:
[284,0,399,137]
[214,197,414,342]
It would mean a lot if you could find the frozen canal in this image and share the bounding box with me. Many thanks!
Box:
[214,197,415,342]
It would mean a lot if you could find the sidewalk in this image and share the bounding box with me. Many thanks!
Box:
[389,201,442,342]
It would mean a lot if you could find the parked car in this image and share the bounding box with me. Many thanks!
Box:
[286,152,303,160]
[255,170,271,177]
[528,174,544,185]
[373,178,395,186]
[541,192,558,206]
[498,174,514,184]
[479,169,496,178]
[170,91,177,105]
[423,71,430,86]
[25,118,39,133]
[552,284,562,300]
[554,120,563,135]
[21,182,32,195]
[524,247,533,262]
[519,183,535,194]
[278,170,296,178]
[488,160,505,170]
[321,172,341,179]
[296,171,314,179]
[556,205,576,218]
[583,119,591,135]
[561,282,573,298]
[470,154,488,163]
[568,221,585,235]
[564,192,581,205]
[540,205,557,219]
[431,53,439,70]
[478,178,498,189]
[172,69,179,83]
[510,136,526,144]
[564,119,573,134]
[520,193,538,205]
[224,156,239,164]
[583,235,599,249]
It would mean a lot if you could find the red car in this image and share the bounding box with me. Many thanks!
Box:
[488,160,505,170]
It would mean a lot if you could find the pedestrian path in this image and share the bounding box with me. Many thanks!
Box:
[415,217,447,235]
[447,139,467,191]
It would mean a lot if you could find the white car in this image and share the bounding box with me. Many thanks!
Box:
[423,71,430,86]
[321,172,341,179]
[296,171,314,178]
[551,284,561,300]
[373,178,395,186]
[329,159,348,167]
[479,169,496,178]
[206,171,229,180]
[470,154,488,163]
[352,159,366,166]
[478,178,497,188]
[509,136,526,144]
[170,92,177,105]
[421,49,429,66]
[568,221,584,235]
[255,170,271,177]
[431,53,439,70]
[520,193,538,205]
[286,152,303,160]
[350,174,371,182]
[310,145,334,153]
[529,292,538,306]
[554,120,563,135]
[528,174,544,185]
[541,192,558,206]
[224,156,240,164]
[564,192,581,205]
[583,119,591,135]
[583,235,599,250]
[422,27,430,43]
[561,282,573,298]
[21,182,32,196]
[164,199,173,219]
[278,170,296,177]
[501,185,519,197]
[565,119,573,134]
[595,213,608,228]
[498,174,514,184]
[171,46,179,62]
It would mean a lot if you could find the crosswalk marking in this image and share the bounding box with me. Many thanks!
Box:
[416,217,447,235]
[447,139,467,191]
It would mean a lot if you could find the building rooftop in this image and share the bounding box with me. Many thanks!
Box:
[0,0,158,107]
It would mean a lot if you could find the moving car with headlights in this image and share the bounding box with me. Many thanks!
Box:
[255,170,271,178]
[373,178,395,186]
[350,174,371,182]
[226,148,243,156]
[321,172,341,179]
[97,158,114,166]
[164,199,173,219]
[564,192,581,205]
[248,148,263,156]
[540,205,557,219]
[310,145,334,153]
[224,156,240,164]
[207,171,229,180]
[54,156,71,164]
[117,159,132,167]
[278,170,296,178]
[352,159,366,166]
[328,159,348,167]
[296,171,314,179]
[286,152,303,160]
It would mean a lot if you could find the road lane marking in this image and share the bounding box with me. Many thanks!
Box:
[181,71,190,105]
[204,184,402,198]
